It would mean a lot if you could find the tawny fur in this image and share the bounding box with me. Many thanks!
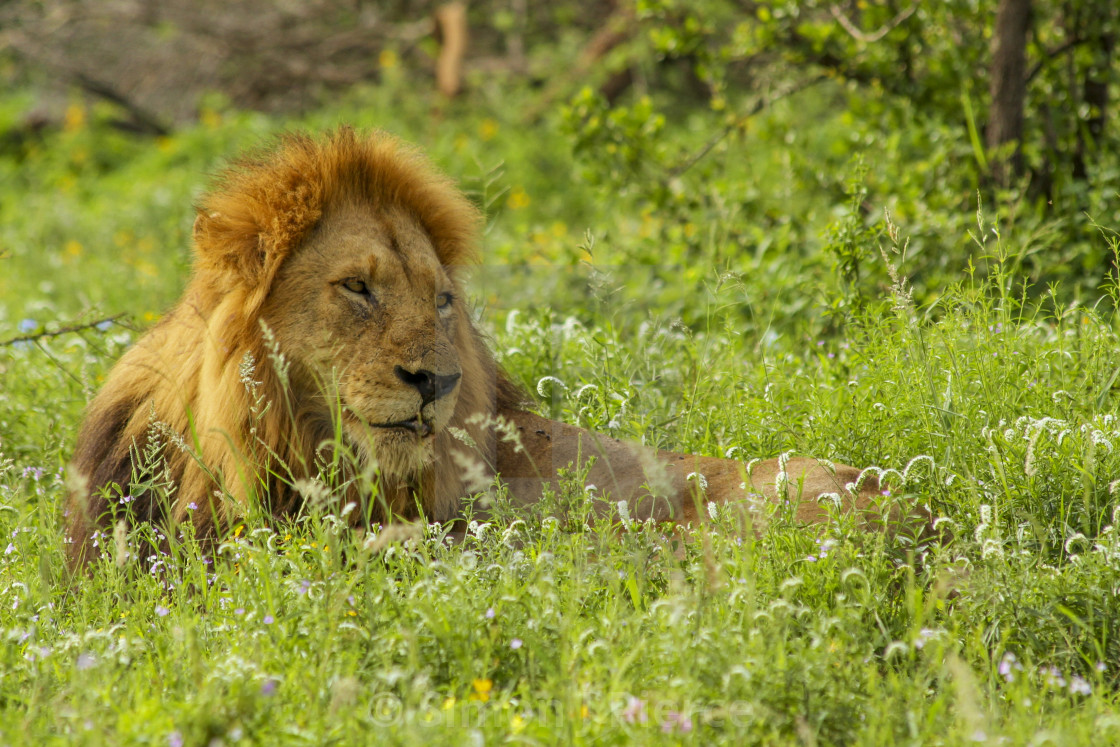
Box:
[65,128,926,569]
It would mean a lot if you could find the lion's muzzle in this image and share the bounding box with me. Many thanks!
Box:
[394,366,462,407]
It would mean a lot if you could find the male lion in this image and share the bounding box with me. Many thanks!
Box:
[65,128,923,568]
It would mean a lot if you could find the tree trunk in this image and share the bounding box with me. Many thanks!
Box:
[434,2,468,98]
[1073,25,1114,181]
[987,0,1032,186]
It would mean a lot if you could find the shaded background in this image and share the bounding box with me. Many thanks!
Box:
[2,0,1118,304]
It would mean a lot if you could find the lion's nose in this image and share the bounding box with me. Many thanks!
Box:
[394,366,461,407]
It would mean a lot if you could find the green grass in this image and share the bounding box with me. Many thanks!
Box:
[2,80,1120,744]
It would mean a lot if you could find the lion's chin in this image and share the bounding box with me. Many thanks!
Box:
[343,419,439,478]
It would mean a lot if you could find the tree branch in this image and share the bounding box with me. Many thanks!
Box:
[829,1,920,44]
[1026,37,1089,83]
[1,314,127,348]
[667,74,829,180]
[71,73,172,136]
[4,30,172,136]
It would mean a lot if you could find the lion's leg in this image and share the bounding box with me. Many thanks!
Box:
[492,408,688,520]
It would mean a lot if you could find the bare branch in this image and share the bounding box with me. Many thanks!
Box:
[1027,37,1089,83]
[667,75,829,181]
[829,1,920,44]
[5,31,171,135]
[1,314,128,348]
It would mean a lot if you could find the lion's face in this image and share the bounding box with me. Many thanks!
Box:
[260,202,464,475]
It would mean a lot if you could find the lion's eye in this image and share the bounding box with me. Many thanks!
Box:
[342,278,369,296]
[436,292,454,310]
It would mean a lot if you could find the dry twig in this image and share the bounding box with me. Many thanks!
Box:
[829,2,920,44]
[1,314,127,348]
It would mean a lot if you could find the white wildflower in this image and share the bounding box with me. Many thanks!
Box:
[536,376,567,397]
[573,384,598,398]
[685,472,708,491]
[616,501,633,530]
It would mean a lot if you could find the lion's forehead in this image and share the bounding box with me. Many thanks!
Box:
[314,204,445,288]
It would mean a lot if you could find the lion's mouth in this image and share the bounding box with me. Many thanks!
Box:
[370,416,434,438]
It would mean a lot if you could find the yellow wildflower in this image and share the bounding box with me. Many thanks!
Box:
[200,108,222,129]
[64,104,86,132]
[470,678,493,702]
[507,187,530,210]
[479,119,499,141]
[135,260,158,278]
[379,49,398,70]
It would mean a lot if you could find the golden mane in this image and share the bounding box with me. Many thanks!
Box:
[65,128,523,567]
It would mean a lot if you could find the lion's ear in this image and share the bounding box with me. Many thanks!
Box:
[191,207,271,288]
[191,213,209,244]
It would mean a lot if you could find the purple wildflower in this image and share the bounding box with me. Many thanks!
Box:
[621,696,648,724]
[998,652,1021,682]
[662,711,692,734]
[1069,676,1091,696]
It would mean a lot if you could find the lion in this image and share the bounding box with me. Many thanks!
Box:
[64,128,929,569]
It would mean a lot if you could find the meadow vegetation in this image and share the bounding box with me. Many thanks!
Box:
[2,28,1120,745]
